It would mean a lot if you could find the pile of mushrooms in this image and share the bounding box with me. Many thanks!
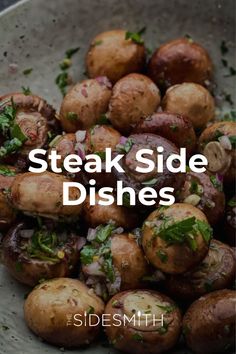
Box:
[0,29,235,354]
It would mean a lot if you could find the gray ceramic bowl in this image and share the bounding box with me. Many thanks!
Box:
[0,0,235,353]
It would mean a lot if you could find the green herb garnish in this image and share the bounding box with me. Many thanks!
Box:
[0,101,16,136]
[87,306,95,314]
[225,67,236,77]
[210,175,223,191]
[125,27,146,44]
[190,180,199,194]
[55,71,69,96]
[156,250,168,263]
[142,178,158,186]
[221,58,228,67]
[154,217,212,251]
[0,166,16,176]
[92,40,103,46]
[185,34,193,43]
[158,321,169,335]
[117,138,133,153]
[156,304,176,314]
[65,47,80,59]
[21,86,31,95]
[0,138,23,158]
[80,245,97,265]
[95,224,115,243]
[15,261,23,272]
[22,68,33,76]
[220,40,229,55]
[66,111,78,121]
[11,124,27,143]
[221,110,236,121]
[26,230,61,263]
[94,151,106,161]
[122,192,131,207]
[97,114,110,125]
[132,333,143,342]
[228,198,236,207]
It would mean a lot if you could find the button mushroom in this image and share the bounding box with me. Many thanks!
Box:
[108,74,161,135]
[0,93,60,167]
[81,225,149,299]
[147,37,213,90]
[199,121,236,185]
[0,165,18,230]
[82,193,139,229]
[2,221,84,286]
[162,83,215,130]
[177,171,225,225]
[9,171,83,220]
[105,289,182,354]
[165,240,235,300]
[24,278,105,347]
[132,112,197,157]
[59,77,112,132]
[112,133,185,206]
[142,203,212,274]
[86,29,146,83]
[183,289,236,353]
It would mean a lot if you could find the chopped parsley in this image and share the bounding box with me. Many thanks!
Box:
[125,27,146,44]
[185,34,193,43]
[0,166,16,176]
[220,40,229,55]
[21,86,31,95]
[156,250,168,263]
[122,192,131,207]
[156,304,176,314]
[55,47,80,96]
[117,138,133,153]
[55,71,69,96]
[94,151,106,161]
[228,198,236,207]
[92,40,103,46]
[65,47,80,59]
[15,261,23,272]
[224,67,236,77]
[80,245,97,264]
[221,110,236,121]
[66,111,78,121]
[22,68,33,76]
[221,58,228,67]
[97,114,110,125]
[154,217,212,251]
[142,178,158,186]
[80,224,118,291]
[132,333,143,342]
[210,175,223,191]
[26,229,65,263]
[190,180,199,194]
[86,306,95,314]
[170,124,178,132]
[158,321,169,335]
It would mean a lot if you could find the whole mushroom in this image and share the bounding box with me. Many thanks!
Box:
[105,289,182,354]
[148,37,213,90]
[108,74,161,135]
[198,121,236,185]
[142,203,212,274]
[60,77,112,132]
[162,83,215,130]
[86,29,146,83]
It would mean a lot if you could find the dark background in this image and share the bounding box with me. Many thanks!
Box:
[0,0,19,11]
